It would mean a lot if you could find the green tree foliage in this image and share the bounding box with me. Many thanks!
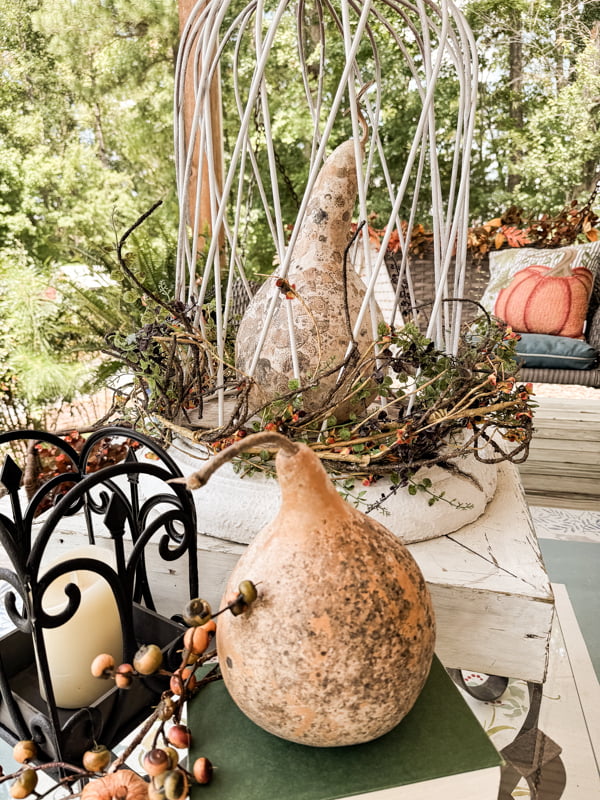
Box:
[0,0,178,418]
[465,0,600,216]
[511,32,600,209]
[0,252,91,429]
[0,0,178,262]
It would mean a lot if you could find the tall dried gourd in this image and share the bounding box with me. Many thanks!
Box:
[181,432,436,747]
[235,135,382,420]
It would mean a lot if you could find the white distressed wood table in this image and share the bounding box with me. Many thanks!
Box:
[0,461,554,685]
[410,461,554,683]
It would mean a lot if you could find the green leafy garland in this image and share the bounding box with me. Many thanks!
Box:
[165,315,535,512]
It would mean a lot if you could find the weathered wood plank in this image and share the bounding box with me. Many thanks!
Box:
[531,426,599,441]
[524,454,600,471]
[521,465,599,482]
[528,496,599,511]
[531,416,600,431]
[532,407,600,423]
[528,438,600,456]
[522,473,598,489]
[532,396,600,412]
[428,585,553,682]
[520,462,598,481]
[525,455,600,472]
[524,491,598,507]
[518,392,600,510]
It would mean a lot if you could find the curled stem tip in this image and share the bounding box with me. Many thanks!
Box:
[169,431,300,491]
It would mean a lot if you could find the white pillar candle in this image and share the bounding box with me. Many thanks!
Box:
[39,546,124,709]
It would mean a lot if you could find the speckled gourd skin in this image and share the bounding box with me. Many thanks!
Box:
[235,139,382,419]
[288,139,362,273]
[216,443,436,747]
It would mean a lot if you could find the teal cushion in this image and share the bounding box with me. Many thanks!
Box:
[515,333,598,370]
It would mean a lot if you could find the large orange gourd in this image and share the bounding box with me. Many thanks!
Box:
[494,256,593,338]
[181,432,436,748]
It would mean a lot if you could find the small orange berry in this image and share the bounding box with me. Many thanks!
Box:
[143,748,170,777]
[201,619,217,638]
[169,666,196,697]
[90,653,116,679]
[12,741,36,764]
[161,747,179,769]
[163,770,188,800]
[182,598,212,627]
[183,626,209,656]
[114,663,135,689]
[238,580,257,604]
[157,698,176,722]
[166,724,191,749]
[133,644,163,676]
[82,745,110,773]
[192,757,213,785]
[10,769,37,798]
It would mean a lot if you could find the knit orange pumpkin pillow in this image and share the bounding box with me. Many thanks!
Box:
[494,261,594,339]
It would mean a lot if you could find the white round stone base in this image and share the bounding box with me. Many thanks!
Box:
[169,437,497,545]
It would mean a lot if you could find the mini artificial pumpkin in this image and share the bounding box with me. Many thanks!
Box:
[494,250,594,338]
[81,770,148,800]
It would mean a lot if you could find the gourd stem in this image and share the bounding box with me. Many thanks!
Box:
[172,432,300,490]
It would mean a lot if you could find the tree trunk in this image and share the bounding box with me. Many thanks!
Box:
[507,20,524,193]
[177,0,223,243]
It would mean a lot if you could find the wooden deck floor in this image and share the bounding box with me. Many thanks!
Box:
[518,389,600,511]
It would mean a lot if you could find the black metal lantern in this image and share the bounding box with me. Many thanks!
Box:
[0,427,199,765]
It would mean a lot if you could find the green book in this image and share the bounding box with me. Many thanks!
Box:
[188,656,503,800]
